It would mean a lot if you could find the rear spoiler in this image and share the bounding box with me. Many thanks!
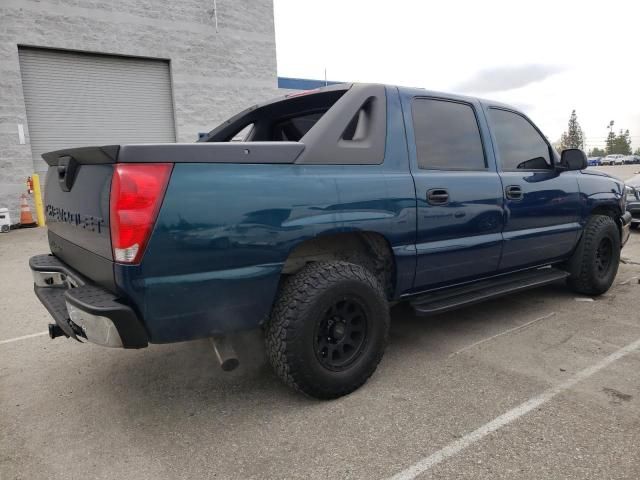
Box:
[41,143,305,166]
[42,145,119,166]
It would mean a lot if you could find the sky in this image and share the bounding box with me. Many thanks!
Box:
[273,0,640,152]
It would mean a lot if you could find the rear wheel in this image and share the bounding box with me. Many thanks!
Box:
[566,215,620,295]
[266,261,389,399]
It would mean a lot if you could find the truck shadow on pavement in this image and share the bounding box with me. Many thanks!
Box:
[60,262,638,471]
[89,281,576,412]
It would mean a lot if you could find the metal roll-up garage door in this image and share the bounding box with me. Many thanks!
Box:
[18,47,176,174]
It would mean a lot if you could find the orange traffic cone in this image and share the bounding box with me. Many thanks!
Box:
[19,194,37,228]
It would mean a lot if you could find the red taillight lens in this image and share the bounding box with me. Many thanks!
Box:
[110,163,172,264]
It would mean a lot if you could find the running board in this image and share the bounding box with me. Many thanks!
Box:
[410,268,569,316]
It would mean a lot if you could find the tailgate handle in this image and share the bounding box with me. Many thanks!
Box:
[57,156,78,192]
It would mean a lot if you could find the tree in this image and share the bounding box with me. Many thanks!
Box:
[622,130,632,155]
[589,147,606,157]
[559,110,584,150]
[634,147,640,156]
[610,129,632,155]
[605,131,617,153]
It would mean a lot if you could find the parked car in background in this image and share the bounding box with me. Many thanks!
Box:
[603,154,625,165]
[622,155,637,165]
[626,174,640,229]
[587,156,601,166]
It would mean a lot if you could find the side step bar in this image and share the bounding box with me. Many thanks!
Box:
[410,268,569,316]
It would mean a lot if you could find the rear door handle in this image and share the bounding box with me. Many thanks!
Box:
[505,185,523,201]
[427,188,449,205]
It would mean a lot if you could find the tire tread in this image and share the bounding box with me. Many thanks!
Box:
[567,214,620,295]
[266,261,388,399]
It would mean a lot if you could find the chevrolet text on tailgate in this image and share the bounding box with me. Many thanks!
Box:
[31,84,632,399]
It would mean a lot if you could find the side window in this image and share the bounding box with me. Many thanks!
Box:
[489,109,552,170]
[411,98,486,170]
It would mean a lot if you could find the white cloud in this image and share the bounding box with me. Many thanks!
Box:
[455,65,566,94]
[274,0,640,151]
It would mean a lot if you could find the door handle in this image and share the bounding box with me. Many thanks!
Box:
[427,188,449,205]
[505,185,523,201]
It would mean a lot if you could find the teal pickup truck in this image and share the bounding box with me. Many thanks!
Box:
[31,83,631,398]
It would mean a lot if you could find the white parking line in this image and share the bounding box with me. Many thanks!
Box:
[618,275,638,286]
[388,336,640,480]
[449,312,556,358]
[0,331,48,345]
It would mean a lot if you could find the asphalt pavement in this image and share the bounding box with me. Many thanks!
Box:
[1,170,639,479]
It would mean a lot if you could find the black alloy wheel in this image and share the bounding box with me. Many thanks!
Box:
[595,237,613,277]
[315,297,368,371]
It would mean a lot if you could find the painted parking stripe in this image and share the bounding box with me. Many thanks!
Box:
[618,275,638,285]
[388,336,640,480]
[0,331,48,345]
[449,312,555,358]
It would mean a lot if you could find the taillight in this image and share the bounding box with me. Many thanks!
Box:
[110,163,172,264]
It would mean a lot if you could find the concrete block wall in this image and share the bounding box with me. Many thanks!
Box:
[0,0,278,221]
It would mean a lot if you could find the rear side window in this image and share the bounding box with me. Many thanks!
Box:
[411,98,486,170]
[489,109,552,170]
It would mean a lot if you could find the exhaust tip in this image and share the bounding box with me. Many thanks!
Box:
[48,323,65,339]
[210,336,239,372]
[220,358,240,372]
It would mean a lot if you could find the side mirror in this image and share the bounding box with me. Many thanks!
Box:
[560,149,588,171]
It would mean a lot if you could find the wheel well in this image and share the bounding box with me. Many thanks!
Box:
[282,232,396,298]
[590,205,622,237]
[591,205,619,218]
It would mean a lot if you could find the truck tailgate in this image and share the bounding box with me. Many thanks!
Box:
[43,147,116,287]
[45,163,113,258]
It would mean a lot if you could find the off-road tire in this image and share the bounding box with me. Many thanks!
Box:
[266,261,389,399]
[566,215,620,295]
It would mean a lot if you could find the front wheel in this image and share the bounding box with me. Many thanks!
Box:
[266,261,389,399]
[566,215,620,296]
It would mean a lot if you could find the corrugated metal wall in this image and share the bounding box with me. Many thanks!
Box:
[18,47,176,173]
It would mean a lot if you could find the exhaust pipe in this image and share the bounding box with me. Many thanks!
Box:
[210,335,239,372]
[48,323,66,339]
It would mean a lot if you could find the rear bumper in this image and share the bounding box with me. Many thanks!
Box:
[621,211,632,246]
[29,254,148,348]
